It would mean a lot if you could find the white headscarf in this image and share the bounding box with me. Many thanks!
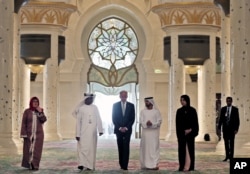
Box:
[72,93,96,118]
[144,97,159,110]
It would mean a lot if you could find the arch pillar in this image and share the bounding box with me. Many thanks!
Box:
[0,0,19,154]
[165,33,185,141]
[43,33,61,141]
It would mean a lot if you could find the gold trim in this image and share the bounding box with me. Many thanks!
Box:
[153,2,217,9]
[88,64,139,87]
[19,1,77,28]
[152,2,221,28]
[24,1,77,8]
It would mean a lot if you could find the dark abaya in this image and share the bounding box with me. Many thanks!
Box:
[176,95,199,171]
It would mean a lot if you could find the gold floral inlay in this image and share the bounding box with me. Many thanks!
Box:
[152,2,221,28]
[19,1,76,27]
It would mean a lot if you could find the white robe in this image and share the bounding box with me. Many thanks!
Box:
[76,104,103,170]
[139,108,162,169]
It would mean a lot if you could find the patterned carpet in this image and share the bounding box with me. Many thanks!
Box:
[0,137,229,174]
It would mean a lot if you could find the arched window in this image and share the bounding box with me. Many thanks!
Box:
[87,18,139,87]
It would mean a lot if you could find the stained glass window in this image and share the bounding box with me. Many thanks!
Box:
[87,18,139,87]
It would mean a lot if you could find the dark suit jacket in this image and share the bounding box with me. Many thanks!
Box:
[218,106,240,133]
[112,101,135,134]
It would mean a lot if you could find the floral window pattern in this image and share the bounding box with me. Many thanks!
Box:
[87,18,139,87]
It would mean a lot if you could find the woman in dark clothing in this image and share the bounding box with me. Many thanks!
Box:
[176,95,199,172]
[20,97,47,170]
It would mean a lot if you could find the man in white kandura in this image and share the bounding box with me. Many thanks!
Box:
[72,93,103,171]
[139,97,162,170]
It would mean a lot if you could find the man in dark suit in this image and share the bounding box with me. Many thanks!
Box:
[218,97,240,161]
[112,90,135,170]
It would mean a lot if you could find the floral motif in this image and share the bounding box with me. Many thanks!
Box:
[88,18,138,70]
[88,18,139,87]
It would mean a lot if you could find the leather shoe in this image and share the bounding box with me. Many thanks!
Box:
[77,166,84,170]
[223,158,229,162]
[30,163,38,170]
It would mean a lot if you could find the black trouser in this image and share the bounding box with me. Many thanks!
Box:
[223,130,235,159]
[178,137,195,171]
[116,132,131,169]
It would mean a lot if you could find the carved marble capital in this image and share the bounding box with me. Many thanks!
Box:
[19,1,76,28]
[152,2,221,29]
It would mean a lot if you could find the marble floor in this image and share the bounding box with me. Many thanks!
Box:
[0,137,229,174]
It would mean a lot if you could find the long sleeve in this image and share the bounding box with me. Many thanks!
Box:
[76,109,81,137]
[139,110,147,129]
[176,109,184,139]
[112,103,121,134]
[20,110,28,138]
[140,109,162,129]
[150,110,162,128]
[218,107,225,130]
[190,108,199,137]
[95,106,103,133]
[112,103,119,127]
[233,107,240,131]
[36,111,47,123]
[125,103,135,130]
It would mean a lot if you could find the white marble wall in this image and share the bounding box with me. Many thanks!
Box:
[141,73,169,140]
[229,0,250,156]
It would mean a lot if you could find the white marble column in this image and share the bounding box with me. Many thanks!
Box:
[43,33,61,141]
[14,60,30,154]
[229,0,250,156]
[0,0,18,154]
[12,12,22,148]
[220,12,231,99]
[165,33,185,141]
[19,59,30,120]
[196,36,217,142]
[215,10,231,155]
